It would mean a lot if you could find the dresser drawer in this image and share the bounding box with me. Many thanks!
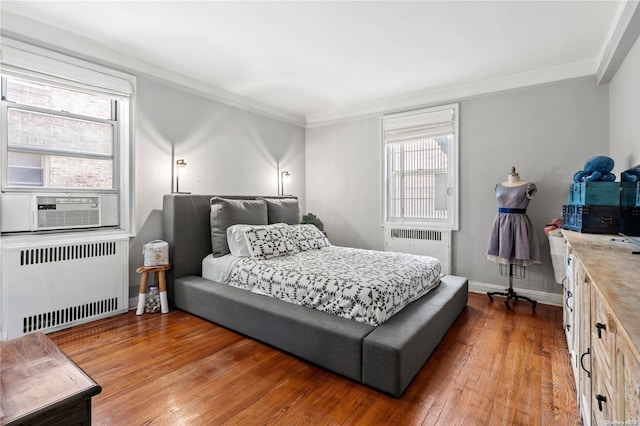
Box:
[592,373,614,426]
[592,291,616,371]
[618,336,640,424]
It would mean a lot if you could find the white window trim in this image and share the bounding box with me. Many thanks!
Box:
[381,103,459,231]
[0,38,135,235]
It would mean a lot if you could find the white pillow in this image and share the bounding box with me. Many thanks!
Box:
[227,223,296,259]
[226,224,253,257]
[290,224,330,251]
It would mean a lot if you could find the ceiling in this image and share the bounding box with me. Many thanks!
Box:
[0,1,624,124]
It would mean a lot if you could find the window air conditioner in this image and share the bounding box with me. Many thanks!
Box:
[33,195,101,231]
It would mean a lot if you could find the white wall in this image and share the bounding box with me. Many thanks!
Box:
[306,77,609,296]
[610,35,640,171]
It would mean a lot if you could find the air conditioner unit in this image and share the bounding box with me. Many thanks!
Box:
[33,195,101,231]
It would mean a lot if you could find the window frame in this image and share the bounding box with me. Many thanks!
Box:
[0,37,135,234]
[382,103,459,231]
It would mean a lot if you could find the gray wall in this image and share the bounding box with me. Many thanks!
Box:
[306,77,609,295]
[305,117,384,250]
[610,35,640,171]
[130,77,306,298]
[134,77,306,232]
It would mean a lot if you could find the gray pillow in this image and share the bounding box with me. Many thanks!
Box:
[260,197,300,225]
[210,197,268,257]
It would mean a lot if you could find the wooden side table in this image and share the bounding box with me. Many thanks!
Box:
[135,264,171,315]
[0,332,101,425]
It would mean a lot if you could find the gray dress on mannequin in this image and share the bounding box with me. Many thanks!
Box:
[486,182,541,266]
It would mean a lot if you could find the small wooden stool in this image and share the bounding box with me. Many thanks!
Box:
[135,264,171,315]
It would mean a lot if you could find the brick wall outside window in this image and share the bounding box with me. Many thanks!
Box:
[6,79,114,189]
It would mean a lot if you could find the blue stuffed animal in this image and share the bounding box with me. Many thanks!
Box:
[621,165,640,182]
[573,155,616,182]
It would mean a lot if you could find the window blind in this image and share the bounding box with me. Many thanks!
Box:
[1,39,133,97]
[382,104,459,230]
[383,107,455,137]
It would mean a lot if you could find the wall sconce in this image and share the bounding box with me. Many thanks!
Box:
[175,159,189,194]
[280,171,291,196]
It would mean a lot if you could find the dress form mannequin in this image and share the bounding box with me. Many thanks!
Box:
[502,166,527,187]
[486,166,540,310]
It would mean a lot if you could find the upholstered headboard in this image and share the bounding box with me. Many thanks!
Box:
[162,194,299,303]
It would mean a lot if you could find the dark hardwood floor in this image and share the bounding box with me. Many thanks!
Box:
[48,292,582,425]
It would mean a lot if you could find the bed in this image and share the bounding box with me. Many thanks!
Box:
[162,194,468,396]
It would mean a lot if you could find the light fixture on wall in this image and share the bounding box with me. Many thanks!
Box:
[175,159,190,194]
[280,171,291,196]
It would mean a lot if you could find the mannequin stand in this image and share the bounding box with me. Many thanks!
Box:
[487,263,537,310]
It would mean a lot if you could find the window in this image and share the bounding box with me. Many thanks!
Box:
[382,104,459,230]
[1,38,134,233]
[4,78,117,190]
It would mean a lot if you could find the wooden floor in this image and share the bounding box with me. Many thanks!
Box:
[48,292,582,425]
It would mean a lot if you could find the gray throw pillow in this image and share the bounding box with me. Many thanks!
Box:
[210,197,268,257]
[260,197,300,225]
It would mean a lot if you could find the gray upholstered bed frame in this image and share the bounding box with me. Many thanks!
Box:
[162,194,468,396]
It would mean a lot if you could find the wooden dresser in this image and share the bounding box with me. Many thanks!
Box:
[562,230,640,425]
[0,332,101,425]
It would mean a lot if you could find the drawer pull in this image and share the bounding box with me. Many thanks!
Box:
[595,322,607,338]
[596,394,607,411]
[580,348,590,379]
[565,291,573,312]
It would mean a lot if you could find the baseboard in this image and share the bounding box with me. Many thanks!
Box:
[469,280,562,307]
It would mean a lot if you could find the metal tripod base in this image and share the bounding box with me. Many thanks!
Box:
[487,286,537,310]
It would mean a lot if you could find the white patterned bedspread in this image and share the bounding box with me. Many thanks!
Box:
[225,246,441,326]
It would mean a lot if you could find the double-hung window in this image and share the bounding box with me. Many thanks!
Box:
[1,39,134,233]
[383,104,459,230]
[3,78,117,190]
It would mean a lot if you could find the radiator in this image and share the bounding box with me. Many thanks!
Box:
[385,227,452,275]
[1,232,129,341]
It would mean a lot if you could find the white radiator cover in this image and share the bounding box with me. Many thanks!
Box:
[1,231,129,341]
[385,227,452,275]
